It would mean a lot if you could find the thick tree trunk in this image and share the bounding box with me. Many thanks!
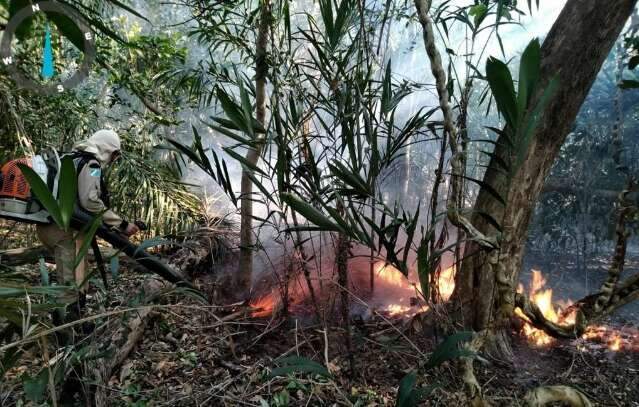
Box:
[451,0,638,355]
[237,0,271,294]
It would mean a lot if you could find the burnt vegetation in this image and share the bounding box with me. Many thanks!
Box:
[1,0,639,405]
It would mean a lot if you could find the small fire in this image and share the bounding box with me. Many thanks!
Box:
[516,270,637,352]
[375,262,456,301]
[438,266,456,301]
[515,270,576,346]
[383,304,413,316]
[250,291,278,318]
[376,263,408,288]
[609,334,622,351]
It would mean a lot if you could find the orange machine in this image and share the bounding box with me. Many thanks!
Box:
[0,150,59,224]
[0,158,32,201]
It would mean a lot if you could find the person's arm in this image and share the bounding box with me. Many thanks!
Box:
[77,161,138,235]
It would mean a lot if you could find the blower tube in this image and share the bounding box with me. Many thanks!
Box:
[70,210,194,289]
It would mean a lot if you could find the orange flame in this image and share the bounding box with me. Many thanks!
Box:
[251,292,278,318]
[516,270,636,352]
[376,263,410,288]
[609,334,622,351]
[375,262,456,301]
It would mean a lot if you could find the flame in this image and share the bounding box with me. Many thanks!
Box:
[375,262,456,301]
[516,270,636,352]
[383,304,413,316]
[376,263,410,288]
[609,334,622,351]
[438,266,456,301]
[251,292,278,318]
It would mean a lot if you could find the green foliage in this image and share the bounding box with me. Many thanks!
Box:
[485,38,558,174]
[22,368,48,403]
[269,356,331,379]
[395,371,438,407]
[424,331,475,369]
[395,332,474,406]
[17,156,77,231]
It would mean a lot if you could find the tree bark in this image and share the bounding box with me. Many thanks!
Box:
[237,0,271,294]
[451,0,638,355]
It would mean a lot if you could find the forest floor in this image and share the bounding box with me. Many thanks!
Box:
[90,269,639,406]
[2,238,639,406]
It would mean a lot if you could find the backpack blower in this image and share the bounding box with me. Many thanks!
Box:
[0,149,193,288]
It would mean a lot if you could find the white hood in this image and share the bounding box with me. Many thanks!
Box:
[73,130,121,168]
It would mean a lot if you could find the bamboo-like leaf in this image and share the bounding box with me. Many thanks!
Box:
[461,175,506,206]
[475,211,503,233]
[216,88,252,136]
[382,59,392,115]
[328,161,371,197]
[282,193,344,232]
[416,233,431,301]
[223,147,268,177]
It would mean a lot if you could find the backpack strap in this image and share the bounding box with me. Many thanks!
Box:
[68,151,111,207]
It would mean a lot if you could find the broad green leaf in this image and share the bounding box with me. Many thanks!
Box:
[16,163,63,228]
[328,161,371,197]
[517,39,541,117]
[73,212,104,271]
[518,76,559,169]
[382,59,392,115]
[486,56,518,129]
[396,371,418,407]
[468,4,488,30]
[425,331,475,370]
[23,369,48,403]
[57,156,78,230]
[269,356,331,378]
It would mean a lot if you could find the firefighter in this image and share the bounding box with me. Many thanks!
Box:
[36,129,139,320]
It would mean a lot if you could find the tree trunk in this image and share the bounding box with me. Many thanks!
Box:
[237,0,271,294]
[451,0,638,356]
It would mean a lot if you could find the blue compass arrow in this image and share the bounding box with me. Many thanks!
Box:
[41,23,55,80]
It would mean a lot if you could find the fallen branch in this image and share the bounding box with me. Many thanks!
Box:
[515,180,639,339]
[89,278,165,407]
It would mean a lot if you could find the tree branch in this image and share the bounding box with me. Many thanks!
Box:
[413,0,497,250]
